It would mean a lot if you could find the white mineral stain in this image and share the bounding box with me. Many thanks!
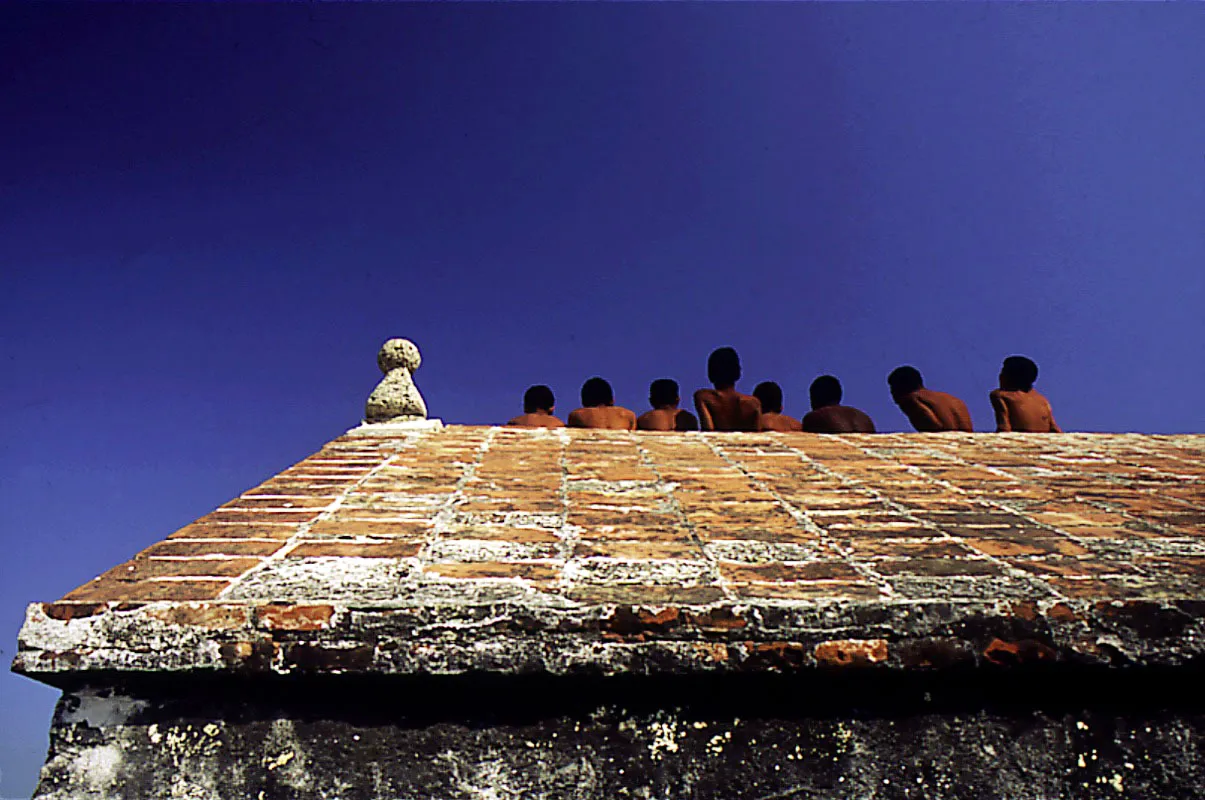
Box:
[1109,774,1124,793]
[646,719,682,760]
[265,751,295,771]
[76,743,122,792]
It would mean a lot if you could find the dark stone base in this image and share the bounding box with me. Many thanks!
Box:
[32,671,1205,799]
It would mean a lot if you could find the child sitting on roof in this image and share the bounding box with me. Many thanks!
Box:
[637,379,699,431]
[567,377,637,430]
[990,356,1062,432]
[693,347,761,432]
[507,385,565,428]
[753,381,802,432]
[888,366,974,432]
[802,375,876,433]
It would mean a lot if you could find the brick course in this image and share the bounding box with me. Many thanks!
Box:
[16,426,1205,679]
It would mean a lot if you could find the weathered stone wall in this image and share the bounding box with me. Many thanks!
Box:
[31,673,1205,799]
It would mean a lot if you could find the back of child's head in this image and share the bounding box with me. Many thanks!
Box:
[523,384,555,413]
[580,377,614,407]
[649,378,680,408]
[1001,356,1039,391]
[707,347,742,387]
[752,381,784,413]
[887,366,924,395]
[809,375,843,409]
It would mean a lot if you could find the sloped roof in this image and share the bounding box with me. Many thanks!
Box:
[14,425,1205,681]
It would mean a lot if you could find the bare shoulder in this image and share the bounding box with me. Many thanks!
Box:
[675,410,699,432]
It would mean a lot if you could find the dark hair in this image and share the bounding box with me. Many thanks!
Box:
[580,377,614,407]
[522,385,555,414]
[1001,355,1039,391]
[707,347,741,387]
[887,366,924,394]
[752,381,784,413]
[649,378,679,408]
[809,375,843,409]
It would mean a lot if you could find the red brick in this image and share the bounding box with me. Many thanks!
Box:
[307,520,432,538]
[573,541,702,560]
[256,604,336,631]
[41,602,108,620]
[205,510,320,524]
[168,522,299,540]
[142,539,286,557]
[427,562,560,581]
[98,558,261,581]
[721,561,860,583]
[814,639,888,667]
[966,536,1088,558]
[287,541,421,558]
[982,637,1057,666]
[62,579,229,602]
[146,604,250,630]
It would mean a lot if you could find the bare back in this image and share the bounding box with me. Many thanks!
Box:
[507,412,564,428]
[758,412,803,433]
[693,388,761,432]
[898,389,973,432]
[567,406,637,431]
[990,389,1061,432]
[637,408,699,432]
[802,405,876,433]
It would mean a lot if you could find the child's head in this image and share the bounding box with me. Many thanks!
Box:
[707,347,742,387]
[809,375,843,409]
[523,385,556,414]
[1000,356,1039,391]
[649,379,680,409]
[753,381,784,414]
[580,377,615,407]
[887,366,924,398]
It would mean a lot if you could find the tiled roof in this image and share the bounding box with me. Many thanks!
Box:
[14,426,1205,680]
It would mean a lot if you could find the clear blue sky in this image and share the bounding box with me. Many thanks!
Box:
[2,2,1203,794]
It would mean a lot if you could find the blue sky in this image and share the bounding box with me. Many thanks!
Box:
[2,2,1203,794]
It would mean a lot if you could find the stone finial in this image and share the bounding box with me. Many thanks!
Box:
[364,338,428,423]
